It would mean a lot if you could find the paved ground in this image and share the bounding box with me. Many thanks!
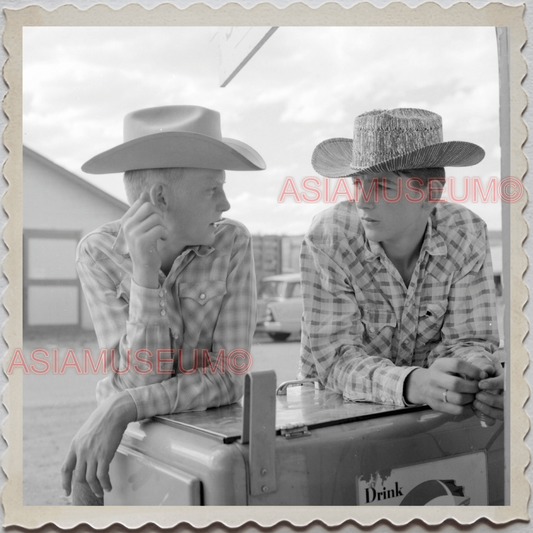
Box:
[22,330,300,506]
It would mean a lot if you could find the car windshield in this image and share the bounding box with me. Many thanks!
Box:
[259,281,288,299]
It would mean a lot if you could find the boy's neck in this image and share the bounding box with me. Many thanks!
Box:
[381,223,428,287]
[159,240,187,276]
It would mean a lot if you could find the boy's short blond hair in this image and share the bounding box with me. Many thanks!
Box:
[123,168,186,205]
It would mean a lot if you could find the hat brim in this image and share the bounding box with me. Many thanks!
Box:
[312,138,485,178]
[82,131,266,174]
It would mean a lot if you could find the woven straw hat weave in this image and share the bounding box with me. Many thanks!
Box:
[312,108,485,178]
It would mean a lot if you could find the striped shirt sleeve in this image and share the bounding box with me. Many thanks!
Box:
[300,236,417,406]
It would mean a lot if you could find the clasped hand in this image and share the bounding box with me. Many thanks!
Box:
[405,358,504,425]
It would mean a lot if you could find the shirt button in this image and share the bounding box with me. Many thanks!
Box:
[160,309,167,317]
[369,326,375,333]
[159,300,165,307]
[159,290,164,298]
[381,396,386,402]
[200,293,206,300]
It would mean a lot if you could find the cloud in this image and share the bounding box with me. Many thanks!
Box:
[23,26,501,235]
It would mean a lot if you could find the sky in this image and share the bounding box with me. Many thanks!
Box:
[23,26,502,233]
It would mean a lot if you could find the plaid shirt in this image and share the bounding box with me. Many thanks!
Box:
[299,201,500,406]
[76,218,256,421]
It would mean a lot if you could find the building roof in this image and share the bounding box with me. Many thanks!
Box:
[23,145,129,211]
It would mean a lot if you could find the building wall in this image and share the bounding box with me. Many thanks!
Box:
[23,147,128,330]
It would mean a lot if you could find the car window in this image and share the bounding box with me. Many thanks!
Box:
[290,283,301,298]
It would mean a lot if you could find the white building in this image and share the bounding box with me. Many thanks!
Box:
[23,146,128,333]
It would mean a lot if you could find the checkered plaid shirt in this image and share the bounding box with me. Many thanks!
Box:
[299,201,500,406]
[76,218,256,421]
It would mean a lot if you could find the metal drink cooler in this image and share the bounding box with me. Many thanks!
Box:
[106,371,504,506]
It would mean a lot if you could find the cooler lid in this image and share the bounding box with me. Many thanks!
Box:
[156,384,427,443]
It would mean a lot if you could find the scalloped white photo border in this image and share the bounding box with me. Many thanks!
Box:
[1,2,528,529]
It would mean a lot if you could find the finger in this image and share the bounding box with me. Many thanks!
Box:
[473,399,504,422]
[122,192,152,222]
[97,461,113,493]
[479,374,504,391]
[443,390,475,406]
[432,397,472,416]
[476,391,504,410]
[142,225,168,243]
[431,358,486,384]
[450,359,489,381]
[135,213,166,235]
[85,461,104,499]
[437,374,480,395]
[61,450,77,496]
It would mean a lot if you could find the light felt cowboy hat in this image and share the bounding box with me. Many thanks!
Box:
[82,105,266,174]
[311,108,485,178]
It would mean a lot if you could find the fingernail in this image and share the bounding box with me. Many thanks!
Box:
[480,371,488,379]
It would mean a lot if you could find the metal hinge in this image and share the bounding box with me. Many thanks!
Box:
[281,424,311,439]
[280,423,311,439]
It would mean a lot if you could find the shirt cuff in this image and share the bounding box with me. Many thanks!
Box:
[129,279,169,326]
[400,366,423,406]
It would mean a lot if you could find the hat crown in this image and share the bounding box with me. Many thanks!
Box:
[124,105,222,142]
[352,108,444,170]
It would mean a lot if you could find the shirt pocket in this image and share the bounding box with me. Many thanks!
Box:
[416,301,448,346]
[178,281,227,347]
[360,308,397,356]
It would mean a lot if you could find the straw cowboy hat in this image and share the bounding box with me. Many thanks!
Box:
[311,108,485,178]
[82,105,266,174]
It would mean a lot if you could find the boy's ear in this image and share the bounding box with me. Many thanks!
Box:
[149,182,170,211]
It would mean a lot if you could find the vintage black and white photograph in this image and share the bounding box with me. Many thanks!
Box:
[3,2,528,528]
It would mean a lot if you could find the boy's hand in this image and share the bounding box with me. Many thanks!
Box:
[61,392,137,500]
[473,362,504,425]
[122,192,168,288]
[404,358,487,415]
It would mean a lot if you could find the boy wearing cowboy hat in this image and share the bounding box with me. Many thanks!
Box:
[300,108,504,423]
[61,105,266,505]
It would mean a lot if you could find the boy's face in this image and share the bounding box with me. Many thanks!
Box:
[165,168,230,248]
[353,171,431,248]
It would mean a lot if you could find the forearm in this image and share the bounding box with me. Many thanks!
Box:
[126,367,245,421]
[77,258,174,391]
[302,324,416,406]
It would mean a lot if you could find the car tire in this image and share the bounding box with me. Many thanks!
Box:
[268,332,291,342]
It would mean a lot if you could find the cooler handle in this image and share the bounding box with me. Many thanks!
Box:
[276,377,325,395]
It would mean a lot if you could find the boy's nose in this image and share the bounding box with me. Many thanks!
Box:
[219,190,231,212]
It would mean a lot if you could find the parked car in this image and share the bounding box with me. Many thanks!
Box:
[256,273,303,341]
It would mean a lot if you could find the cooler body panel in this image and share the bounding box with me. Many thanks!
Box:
[106,419,248,505]
[241,411,503,505]
[106,385,504,506]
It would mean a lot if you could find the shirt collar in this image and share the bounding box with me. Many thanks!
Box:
[112,225,216,259]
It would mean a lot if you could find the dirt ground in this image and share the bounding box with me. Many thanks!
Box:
[22,330,300,506]
[23,330,103,506]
